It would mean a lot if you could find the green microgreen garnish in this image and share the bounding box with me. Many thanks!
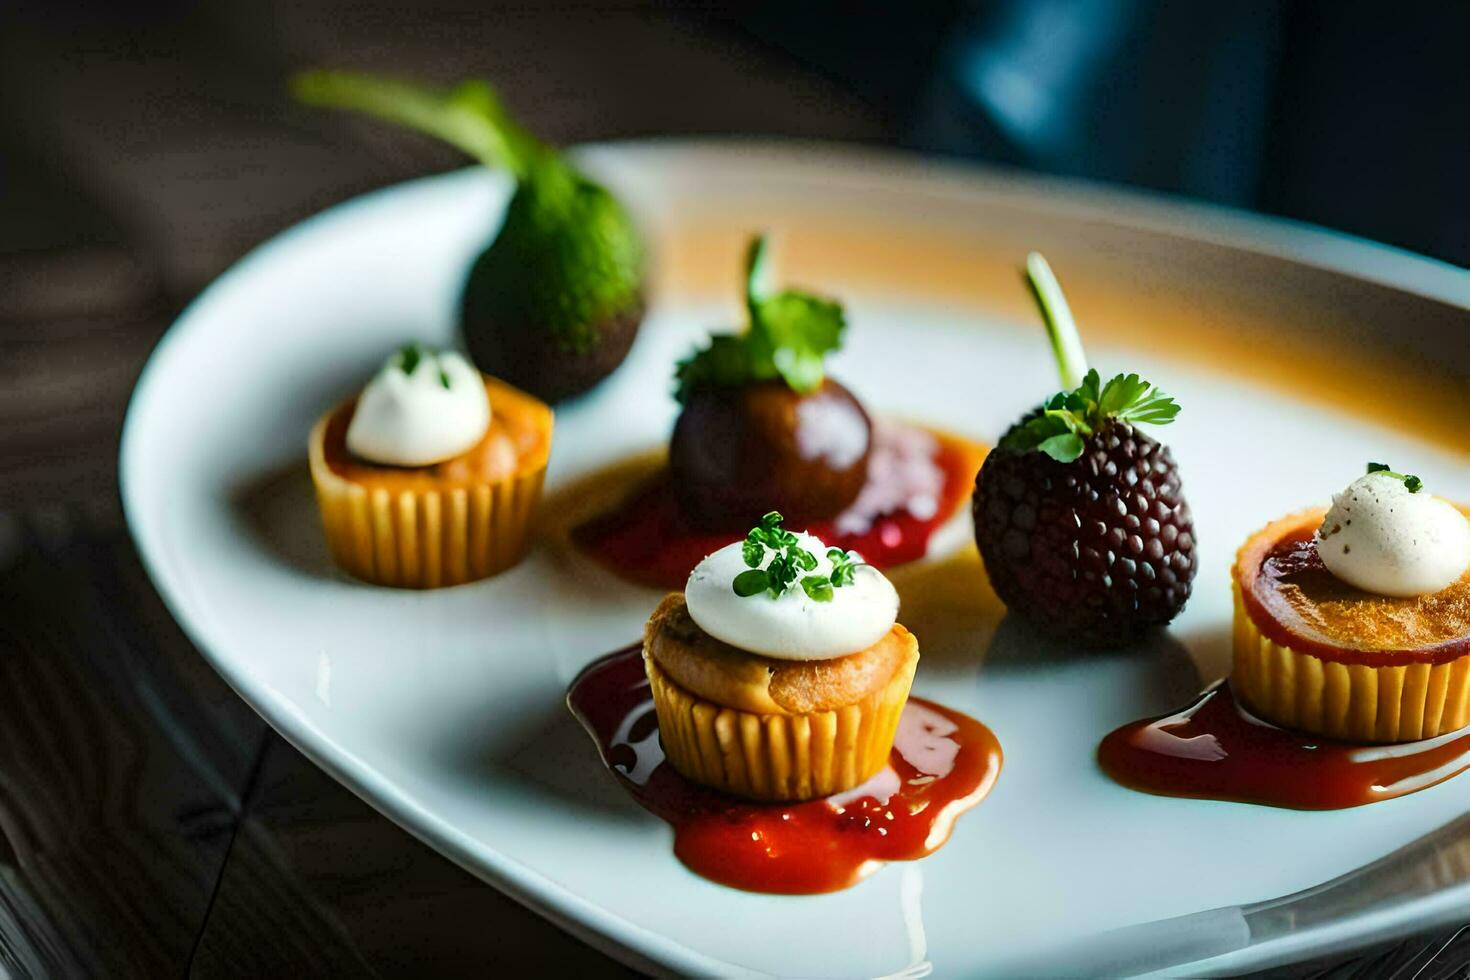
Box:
[395,344,455,389]
[801,576,834,601]
[1001,253,1181,463]
[730,511,866,602]
[828,547,863,587]
[732,568,769,597]
[396,343,455,389]
[674,235,846,403]
[1367,462,1423,493]
[398,343,422,376]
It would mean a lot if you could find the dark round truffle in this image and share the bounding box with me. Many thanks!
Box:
[669,378,872,530]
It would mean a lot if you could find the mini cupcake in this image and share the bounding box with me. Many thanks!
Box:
[643,512,919,801]
[1234,464,1470,742]
[308,344,553,588]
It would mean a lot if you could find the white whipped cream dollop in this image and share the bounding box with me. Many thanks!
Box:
[684,532,898,661]
[346,346,490,467]
[1316,471,1470,597]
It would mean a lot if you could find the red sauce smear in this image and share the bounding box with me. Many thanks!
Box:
[568,646,1002,893]
[573,427,980,590]
[1099,681,1470,809]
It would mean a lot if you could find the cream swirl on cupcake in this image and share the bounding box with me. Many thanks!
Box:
[1316,466,1470,598]
[346,344,490,466]
[685,527,898,661]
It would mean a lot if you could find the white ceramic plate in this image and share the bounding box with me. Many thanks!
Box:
[121,141,1470,977]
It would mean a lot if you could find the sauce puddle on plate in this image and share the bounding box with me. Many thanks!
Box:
[568,646,1003,894]
[1099,681,1470,809]
[572,425,984,590]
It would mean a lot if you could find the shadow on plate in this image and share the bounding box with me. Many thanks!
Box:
[533,447,671,601]
[228,463,342,581]
[1175,621,1234,686]
[889,544,1006,676]
[428,682,650,824]
[985,613,1214,724]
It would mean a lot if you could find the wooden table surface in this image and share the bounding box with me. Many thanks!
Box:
[1,3,1467,977]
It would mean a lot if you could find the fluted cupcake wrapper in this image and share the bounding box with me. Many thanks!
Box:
[644,650,918,802]
[1233,584,1470,743]
[309,416,546,589]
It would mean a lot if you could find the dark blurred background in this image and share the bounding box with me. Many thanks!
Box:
[6,1,1468,296]
[1,2,1467,977]
[6,0,1468,505]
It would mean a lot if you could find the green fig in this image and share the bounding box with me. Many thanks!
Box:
[292,70,645,402]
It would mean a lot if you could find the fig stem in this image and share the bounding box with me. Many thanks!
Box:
[1024,252,1089,391]
[291,70,535,180]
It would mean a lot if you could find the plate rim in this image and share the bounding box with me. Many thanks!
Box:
[119,138,1470,978]
[579,135,1469,308]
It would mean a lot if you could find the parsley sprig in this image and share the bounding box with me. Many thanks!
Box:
[1367,462,1424,493]
[674,235,846,403]
[1000,367,1180,462]
[731,511,865,602]
[1002,253,1180,463]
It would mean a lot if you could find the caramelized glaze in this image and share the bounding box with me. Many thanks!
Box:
[1238,509,1470,666]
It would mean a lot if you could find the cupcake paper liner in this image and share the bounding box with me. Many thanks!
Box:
[1233,584,1470,743]
[308,415,547,589]
[644,648,918,802]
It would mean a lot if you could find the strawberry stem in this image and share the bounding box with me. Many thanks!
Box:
[1025,252,1089,391]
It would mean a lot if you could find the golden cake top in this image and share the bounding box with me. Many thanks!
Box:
[643,593,916,714]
